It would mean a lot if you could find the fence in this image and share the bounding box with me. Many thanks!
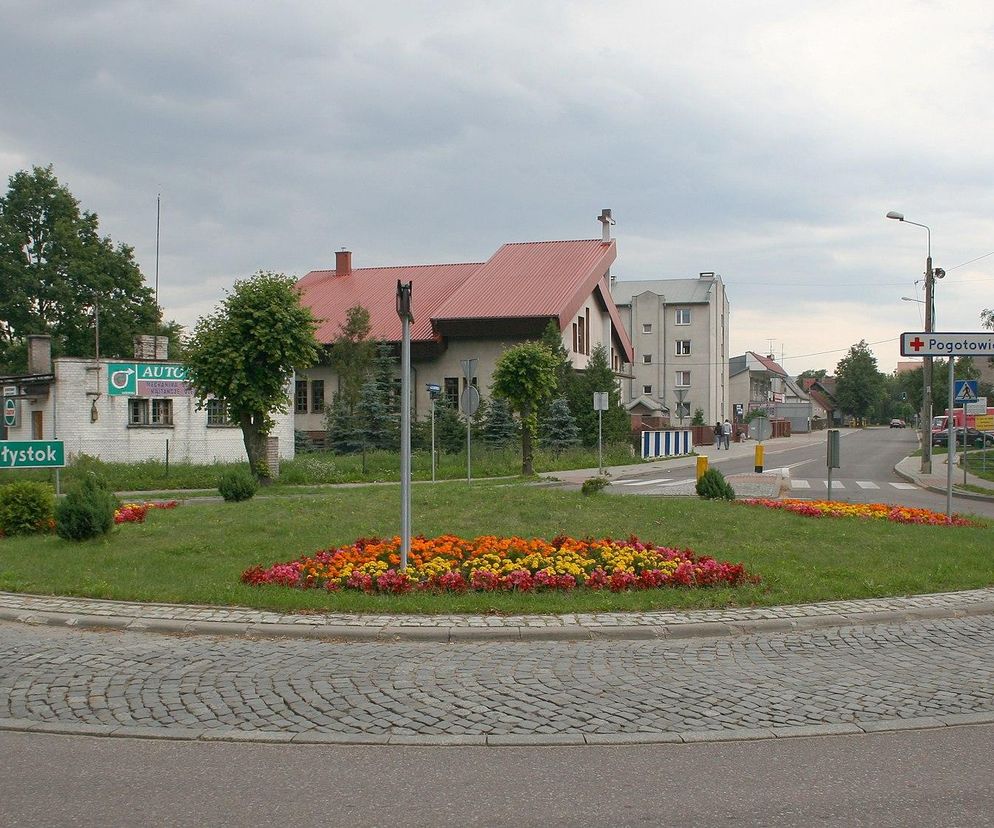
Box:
[641,429,693,459]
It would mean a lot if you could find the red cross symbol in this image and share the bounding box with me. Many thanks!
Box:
[909,337,925,351]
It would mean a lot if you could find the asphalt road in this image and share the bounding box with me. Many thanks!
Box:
[686,428,994,517]
[3,725,993,827]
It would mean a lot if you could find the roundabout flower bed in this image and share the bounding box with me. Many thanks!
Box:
[739,498,980,527]
[241,534,757,594]
[114,500,179,524]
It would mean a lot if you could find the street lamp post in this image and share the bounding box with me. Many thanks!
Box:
[887,211,936,474]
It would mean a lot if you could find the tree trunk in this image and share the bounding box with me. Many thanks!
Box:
[521,402,534,476]
[240,413,273,485]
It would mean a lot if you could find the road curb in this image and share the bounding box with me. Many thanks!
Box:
[3,712,992,748]
[4,598,994,643]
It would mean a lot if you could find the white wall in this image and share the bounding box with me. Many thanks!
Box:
[4,358,294,464]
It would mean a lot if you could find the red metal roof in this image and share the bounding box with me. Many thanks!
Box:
[297,263,482,343]
[295,239,633,362]
[750,352,788,376]
[433,240,615,323]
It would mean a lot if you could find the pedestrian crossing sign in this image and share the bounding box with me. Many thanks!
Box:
[954,380,979,404]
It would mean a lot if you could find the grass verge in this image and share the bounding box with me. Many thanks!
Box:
[1,483,991,614]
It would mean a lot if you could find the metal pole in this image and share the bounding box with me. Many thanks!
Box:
[946,359,954,519]
[598,409,603,475]
[431,398,436,483]
[466,410,472,484]
[400,315,411,571]
[922,250,934,474]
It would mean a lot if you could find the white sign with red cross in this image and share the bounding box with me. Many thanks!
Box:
[901,332,994,357]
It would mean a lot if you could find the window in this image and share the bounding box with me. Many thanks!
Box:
[577,315,586,355]
[572,322,579,352]
[675,309,691,325]
[207,399,235,427]
[642,384,652,395]
[642,354,652,364]
[675,340,691,355]
[311,380,325,413]
[128,398,173,427]
[641,322,652,334]
[295,380,308,413]
[675,370,691,387]
[443,377,459,407]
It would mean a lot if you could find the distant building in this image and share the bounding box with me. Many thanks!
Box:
[294,215,635,444]
[610,273,730,425]
[0,335,293,465]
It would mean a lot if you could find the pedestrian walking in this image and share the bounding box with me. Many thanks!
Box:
[722,418,732,449]
[713,421,722,449]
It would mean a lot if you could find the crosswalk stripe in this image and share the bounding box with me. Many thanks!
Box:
[619,478,672,487]
[793,479,919,490]
[856,481,880,489]
[890,482,917,490]
[791,479,811,489]
[823,481,845,488]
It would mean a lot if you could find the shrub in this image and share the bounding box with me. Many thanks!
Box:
[55,475,119,541]
[218,467,258,502]
[695,467,735,501]
[581,476,610,496]
[0,481,55,535]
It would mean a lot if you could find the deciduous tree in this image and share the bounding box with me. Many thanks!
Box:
[0,165,165,372]
[492,341,557,475]
[834,340,883,424]
[185,271,318,483]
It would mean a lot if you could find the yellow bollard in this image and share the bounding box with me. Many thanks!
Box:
[696,455,708,481]
[754,444,764,473]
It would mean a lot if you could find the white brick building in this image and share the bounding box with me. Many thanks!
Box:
[1,336,294,465]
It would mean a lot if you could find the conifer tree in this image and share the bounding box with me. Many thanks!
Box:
[539,396,580,455]
[481,396,519,447]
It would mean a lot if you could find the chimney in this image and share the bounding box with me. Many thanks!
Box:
[27,335,52,375]
[335,248,352,276]
[699,271,715,280]
[597,208,615,244]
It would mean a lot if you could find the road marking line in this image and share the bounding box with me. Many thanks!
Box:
[890,482,917,490]
[856,481,880,489]
[791,479,811,489]
[620,478,673,486]
[823,481,845,489]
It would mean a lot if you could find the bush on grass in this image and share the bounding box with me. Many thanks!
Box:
[581,476,610,496]
[695,467,735,501]
[0,481,55,536]
[55,475,119,541]
[218,467,258,502]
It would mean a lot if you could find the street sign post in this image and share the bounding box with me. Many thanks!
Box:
[593,392,609,474]
[460,381,480,483]
[0,440,66,469]
[901,332,994,357]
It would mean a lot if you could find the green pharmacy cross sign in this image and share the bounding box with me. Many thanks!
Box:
[0,440,66,469]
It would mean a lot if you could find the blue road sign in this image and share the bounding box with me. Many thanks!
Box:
[954,380,979,404]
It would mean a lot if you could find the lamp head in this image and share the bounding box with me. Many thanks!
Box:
[886,211,904,221]
[933,267,945,279]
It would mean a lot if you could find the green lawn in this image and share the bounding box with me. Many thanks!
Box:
[1,482,991,614]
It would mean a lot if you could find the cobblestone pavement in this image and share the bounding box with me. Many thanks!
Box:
[3,613,994,746]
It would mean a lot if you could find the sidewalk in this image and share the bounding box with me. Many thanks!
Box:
[895,452,994,503]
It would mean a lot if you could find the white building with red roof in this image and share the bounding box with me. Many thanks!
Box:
[293,218,634,441]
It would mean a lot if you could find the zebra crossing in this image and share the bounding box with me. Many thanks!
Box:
[789,479,917,491]
[608,475,920,493]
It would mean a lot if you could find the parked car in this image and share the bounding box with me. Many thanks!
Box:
[889,418,906,428]
[931,427,994,448]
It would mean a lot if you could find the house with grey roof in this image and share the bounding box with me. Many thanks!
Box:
[610,273,730,425]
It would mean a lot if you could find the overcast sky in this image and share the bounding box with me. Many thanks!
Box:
[3,0,993,374]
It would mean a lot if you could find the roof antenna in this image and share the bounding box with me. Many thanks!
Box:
[597,208,615,243]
